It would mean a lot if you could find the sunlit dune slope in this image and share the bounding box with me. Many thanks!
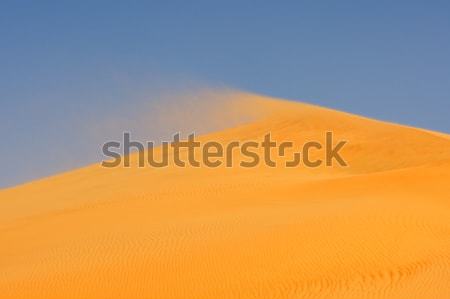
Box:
[1,92,450,299]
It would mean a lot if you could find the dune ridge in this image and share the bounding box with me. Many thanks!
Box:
[1,92,449,299]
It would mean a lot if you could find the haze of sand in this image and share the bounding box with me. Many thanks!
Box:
[1,92,449,299]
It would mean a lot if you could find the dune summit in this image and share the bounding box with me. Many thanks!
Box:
[1,92,449,299]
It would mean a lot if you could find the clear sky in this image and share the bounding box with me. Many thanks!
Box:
[1,1,450,187]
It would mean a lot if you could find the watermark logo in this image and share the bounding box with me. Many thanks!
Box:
[102,132,348,168]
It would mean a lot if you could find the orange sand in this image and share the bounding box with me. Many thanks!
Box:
[1,93,449,298]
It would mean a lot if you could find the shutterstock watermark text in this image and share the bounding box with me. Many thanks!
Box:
[102,132,348,168]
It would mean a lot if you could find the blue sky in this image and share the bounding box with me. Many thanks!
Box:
[1,1,450,187]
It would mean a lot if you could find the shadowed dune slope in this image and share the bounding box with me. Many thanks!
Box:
[1,92,450,299]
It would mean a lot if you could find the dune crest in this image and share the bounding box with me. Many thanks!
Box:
[1,92,450,299]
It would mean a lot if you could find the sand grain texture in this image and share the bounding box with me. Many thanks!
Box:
[1,93,450,298]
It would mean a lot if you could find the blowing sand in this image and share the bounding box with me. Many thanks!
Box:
[1,92,449,298]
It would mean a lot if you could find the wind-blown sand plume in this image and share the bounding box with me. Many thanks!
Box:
[1,92,450,299]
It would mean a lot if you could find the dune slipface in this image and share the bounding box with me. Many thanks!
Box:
[1,93,449,299]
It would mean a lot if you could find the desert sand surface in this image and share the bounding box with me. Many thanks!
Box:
[1,92,450,299]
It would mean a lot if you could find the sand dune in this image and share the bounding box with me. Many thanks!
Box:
[1,92,449,298]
